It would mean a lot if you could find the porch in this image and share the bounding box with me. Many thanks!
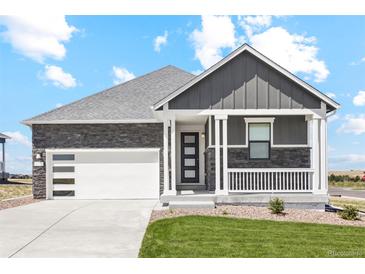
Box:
[159,109,328,203]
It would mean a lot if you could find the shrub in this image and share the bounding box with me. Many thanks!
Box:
[338,205,360,221]
[269,198,285,214]
[222,209,229,215]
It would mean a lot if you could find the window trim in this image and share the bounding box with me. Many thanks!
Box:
[244,117,275,148]
[246,120,273,160]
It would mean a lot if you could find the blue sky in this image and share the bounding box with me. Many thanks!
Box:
[1,15,365,174]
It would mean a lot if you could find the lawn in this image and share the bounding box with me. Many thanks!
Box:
[139,216,365,258]
[329,181,365,190]
[330,197,365,212]
[0,185,32,201]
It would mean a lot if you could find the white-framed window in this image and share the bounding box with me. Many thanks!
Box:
[248,123,271,160]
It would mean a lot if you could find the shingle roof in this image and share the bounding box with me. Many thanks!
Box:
[23,65,195,125]
[0,133,11,139]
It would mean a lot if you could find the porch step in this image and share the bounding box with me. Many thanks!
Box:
[169,201,216,209]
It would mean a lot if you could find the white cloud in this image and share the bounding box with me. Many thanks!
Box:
[353,90,365,106]
[242,16,272,28]
[190,15,237,69]
[0,15,77,63]
[3,131,31,147]
[330,154,365,164]
[246,27,329,82]
[337,114,365,135]
[328,114,339,123]
[153,31,168,52]
[238,15,272,37]
[56,103,63,108]
[112,66,135,85]
[326,92,336,99]
[191,69,203,75]
[43,65,77,89]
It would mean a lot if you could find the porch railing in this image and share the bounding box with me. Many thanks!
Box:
[228,168,314,192]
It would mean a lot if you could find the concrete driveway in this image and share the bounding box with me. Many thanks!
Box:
[0,200,157,258]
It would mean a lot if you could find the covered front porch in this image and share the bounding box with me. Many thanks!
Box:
[159,108,328,205]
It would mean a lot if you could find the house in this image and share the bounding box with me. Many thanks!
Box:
[0,132,11,181]
[22,44,340,209]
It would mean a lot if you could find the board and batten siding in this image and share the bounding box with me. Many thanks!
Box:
[168,51,321,111]
[209,115,307,146]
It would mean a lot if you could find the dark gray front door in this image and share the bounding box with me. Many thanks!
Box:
[181,132,199,183]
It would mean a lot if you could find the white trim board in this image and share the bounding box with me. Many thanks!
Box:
[153,44,340,111]
[23,119,160,126]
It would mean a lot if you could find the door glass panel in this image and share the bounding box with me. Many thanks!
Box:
[184,135,195,143]
[184,158,195,166]
[184,147,195,155]
[53,166,75,172]
[184,170,196,178]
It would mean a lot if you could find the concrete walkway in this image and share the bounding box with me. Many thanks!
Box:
[0,200,157,258]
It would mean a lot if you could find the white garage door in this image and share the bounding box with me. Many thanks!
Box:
[47,149,160,199]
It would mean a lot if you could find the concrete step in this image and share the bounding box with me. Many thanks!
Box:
[169,201,216,209]
[161,194,216,203]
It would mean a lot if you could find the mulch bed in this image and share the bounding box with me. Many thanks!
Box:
[151,205,365,227]
[0,196,41,210]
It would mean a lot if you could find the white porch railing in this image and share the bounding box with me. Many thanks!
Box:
[228,168,314,192]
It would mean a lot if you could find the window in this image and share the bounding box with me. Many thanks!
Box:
[53,154,75,161]
[249,123,270,159]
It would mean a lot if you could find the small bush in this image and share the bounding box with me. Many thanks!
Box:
[222,210,229,215]
[338,205,360,220]
[269,198,285,214]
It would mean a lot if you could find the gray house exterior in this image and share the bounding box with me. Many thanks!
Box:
[23,44,339,209]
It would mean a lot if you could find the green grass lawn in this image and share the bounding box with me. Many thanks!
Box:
[139,216,365,258]
[0,185,32,201]
[330,197,365,212]
[329,181,365,190]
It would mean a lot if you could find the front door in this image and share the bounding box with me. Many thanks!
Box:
[181,132,199,183]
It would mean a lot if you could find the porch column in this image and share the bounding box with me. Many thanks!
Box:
[214,116,221,194]
[222,116,228,195]
[311,118,320,193]
[170,117,177,194]
[163,118,170,195]
[319,118,327,193]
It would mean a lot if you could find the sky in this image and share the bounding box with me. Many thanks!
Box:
[1,15,365,174]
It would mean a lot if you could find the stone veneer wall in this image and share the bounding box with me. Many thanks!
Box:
[205,147,311,191]
[32,123,164,199]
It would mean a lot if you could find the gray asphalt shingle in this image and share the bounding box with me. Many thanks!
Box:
[23,65,194,124]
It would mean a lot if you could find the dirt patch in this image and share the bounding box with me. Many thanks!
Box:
[151,205,365,227]
[0,196,41,210]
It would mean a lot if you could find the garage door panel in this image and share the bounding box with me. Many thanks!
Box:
[75,163,159,199]
[49,150,160,200]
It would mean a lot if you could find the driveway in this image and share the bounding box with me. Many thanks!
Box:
[0,199,157,258]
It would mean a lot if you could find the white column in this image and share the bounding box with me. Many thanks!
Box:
[319,118,327,194]
[163,119,170,195]
[312,118,320,193]
[170,117,177,194]
[215,117,221,194]
[222,117,228,194]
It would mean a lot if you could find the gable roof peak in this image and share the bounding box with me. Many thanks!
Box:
[153,43,340,111]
